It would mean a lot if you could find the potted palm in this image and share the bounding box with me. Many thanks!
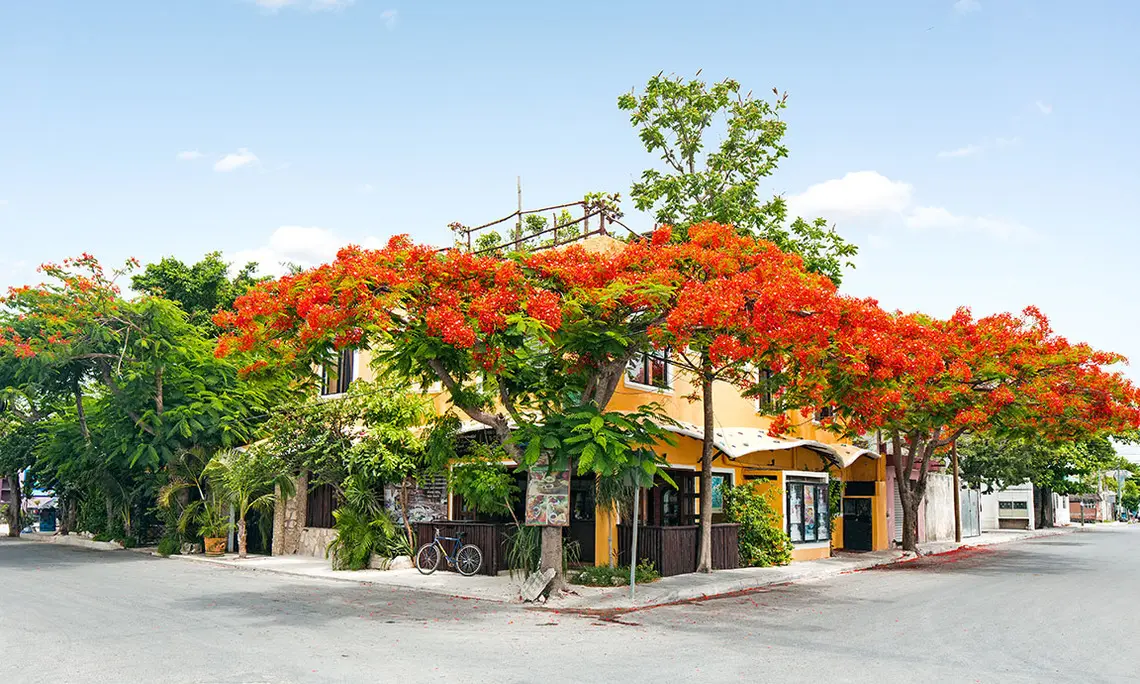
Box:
[205,447,294,558]
[196,496,233,557]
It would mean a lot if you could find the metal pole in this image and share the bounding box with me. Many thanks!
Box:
[629,484,640,601]
[515,176,522,246]
[952,442,962,543]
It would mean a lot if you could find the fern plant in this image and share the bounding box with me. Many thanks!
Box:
[326,506,400,571]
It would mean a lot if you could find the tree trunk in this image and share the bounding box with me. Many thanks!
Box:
[6,475,21,537]
[237,516,248,558]
[891,431,934,554]
[58,492,71,535]
[105,495,115,534]
[66,497,78,535]
[1035,485,1054,529]
[898,485,920,553]
[399,479,415,550]
[696,360,715,573]
[540,526,563,593]
[73,380,90,443]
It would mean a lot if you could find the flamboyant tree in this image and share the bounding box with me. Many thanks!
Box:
[644,222,841,571]
[799,303,1140,552]
[216,236,685,586]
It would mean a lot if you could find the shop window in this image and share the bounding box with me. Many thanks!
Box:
[787,480,830,543]
[321,349,355,396]
[626,349,672,390]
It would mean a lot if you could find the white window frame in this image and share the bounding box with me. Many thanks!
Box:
[319,349,359,399]
[754,366,777,415]
[625,348,674,393]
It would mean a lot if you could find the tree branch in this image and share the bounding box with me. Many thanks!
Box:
[98,363,156,436]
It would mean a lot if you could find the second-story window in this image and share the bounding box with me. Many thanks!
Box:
[321,348,355,396]
[756,367,777,414]
[626,349,671,390]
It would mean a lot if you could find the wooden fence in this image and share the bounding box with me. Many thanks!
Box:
[412,521,510,576]
[616,524,740,577]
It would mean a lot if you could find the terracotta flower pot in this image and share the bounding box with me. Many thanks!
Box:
[203,537,227,556]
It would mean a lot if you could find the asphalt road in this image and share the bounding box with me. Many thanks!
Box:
[2,527,1137,684]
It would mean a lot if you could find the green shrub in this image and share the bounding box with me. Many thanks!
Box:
[504,525,581,578]
[723,481,793,567]
[156,536,180,556]
[569,559,660,586]
[326,506,403,571]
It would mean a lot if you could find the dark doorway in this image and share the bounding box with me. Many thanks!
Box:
[645,469,697,527]
[842,497,874,551]
[568,476,596,563]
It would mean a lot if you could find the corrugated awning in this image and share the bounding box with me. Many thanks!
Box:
[660,422,877,469]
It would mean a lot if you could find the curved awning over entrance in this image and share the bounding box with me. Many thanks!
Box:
[660,422,877,469]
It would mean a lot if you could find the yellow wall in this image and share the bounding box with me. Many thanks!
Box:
[351,347,890,565]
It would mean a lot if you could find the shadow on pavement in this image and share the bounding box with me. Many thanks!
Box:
[0,539,153,568]
[875,545,1091,576]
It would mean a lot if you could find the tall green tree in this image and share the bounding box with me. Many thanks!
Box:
[619,72,857,283]
[131,252,265,329]
[205,447,294,558]
[959,434,1119,527]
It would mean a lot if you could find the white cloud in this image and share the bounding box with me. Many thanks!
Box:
[228,226,382,277]
[253,0,356,11]
[995,136,1020,147]
[904,206,1032,240]
[214,148,259,172]
[789,170,1033,242]
[358,183,375,194]
[937,143,983,158]
[786,171,913,219]
[954,0,980,13]
[176,150,204,161]
[380,9,399,29]
[1035,100,1053,115]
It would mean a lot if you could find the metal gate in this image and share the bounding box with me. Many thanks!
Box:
[960,488,981,538]
[892,491,904,543]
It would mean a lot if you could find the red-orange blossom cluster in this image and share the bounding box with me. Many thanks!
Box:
[210,223,1140,441]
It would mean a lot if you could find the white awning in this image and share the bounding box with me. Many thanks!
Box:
[660,422,877,469]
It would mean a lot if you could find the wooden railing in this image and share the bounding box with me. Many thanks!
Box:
[412,521,511,576]
[616,524,740,577]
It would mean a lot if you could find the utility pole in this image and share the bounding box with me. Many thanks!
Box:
[952,441,962,543]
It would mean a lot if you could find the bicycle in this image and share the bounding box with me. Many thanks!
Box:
[415,528,484,576]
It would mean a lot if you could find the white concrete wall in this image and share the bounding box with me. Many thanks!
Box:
[980,491,1001,531]
[979,482,1036,530]
[1053,493,1071,525]
[924,473,957,542]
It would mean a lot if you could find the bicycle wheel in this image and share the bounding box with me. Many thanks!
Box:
[415,543,441,575]
[455,544,483,577]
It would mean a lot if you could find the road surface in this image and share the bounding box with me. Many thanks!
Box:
[2,526,1137,683]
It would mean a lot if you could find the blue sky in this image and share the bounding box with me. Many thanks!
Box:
[2,0,1139,393]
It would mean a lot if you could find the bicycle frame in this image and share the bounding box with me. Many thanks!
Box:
[431,532,464,567]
